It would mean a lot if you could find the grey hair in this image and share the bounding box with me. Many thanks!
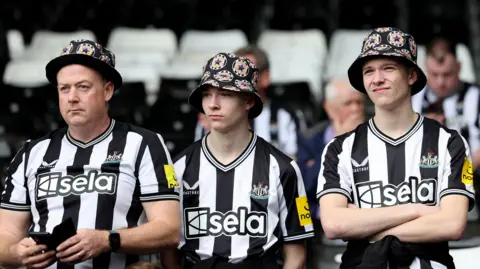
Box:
[324,75,357,101]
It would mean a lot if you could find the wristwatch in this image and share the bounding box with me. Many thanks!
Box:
[108,230,120,252]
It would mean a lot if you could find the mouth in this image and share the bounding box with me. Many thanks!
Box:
[373,87,389,93]
[68,109,83,113]
[209,114,223,119]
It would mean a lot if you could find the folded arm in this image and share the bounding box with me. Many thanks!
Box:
[319,194,423,240]
[370,195,469,243]
[117,200,181,254]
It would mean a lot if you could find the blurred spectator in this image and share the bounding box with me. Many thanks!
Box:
[194,46,303,159]
[412,36,480,214]
[412,36,480,167]
[298,75,365,221]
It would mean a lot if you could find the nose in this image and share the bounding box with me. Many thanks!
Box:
[372,70,385,85]
[67,88,79,103]
[208,93,220,110]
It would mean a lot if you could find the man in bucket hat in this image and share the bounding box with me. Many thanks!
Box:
[0,39,181,268]
[317,27,475,268]
[160,53,314,269]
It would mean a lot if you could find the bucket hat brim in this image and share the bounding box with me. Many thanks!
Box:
[188,81,263,119]
[46,53,123,90]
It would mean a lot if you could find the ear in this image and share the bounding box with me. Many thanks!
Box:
[408,68,418,87]
[245,95,255,111]
[323,101,335,120]
[104,81,115,102]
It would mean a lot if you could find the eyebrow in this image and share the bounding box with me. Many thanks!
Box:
[58,80,92,87]
[363,62,399,71]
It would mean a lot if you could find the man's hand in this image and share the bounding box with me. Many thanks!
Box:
[56,229,110,264]
[13,237,56,268]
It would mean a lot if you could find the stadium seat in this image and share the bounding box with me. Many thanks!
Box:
[257,29,328,61]
[106,27,178,73]
[109,81,148,126]
[17,30,96,63]
[179,29,249,56]
[2,60,56,138]
[145,78,199,157]
[6,29,25,60]
[324,29,371,82]
[257,29,327,101]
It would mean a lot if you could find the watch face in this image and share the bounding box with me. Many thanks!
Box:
[110,232,120,251]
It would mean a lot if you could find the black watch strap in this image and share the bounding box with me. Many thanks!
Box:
[108,230,120,252]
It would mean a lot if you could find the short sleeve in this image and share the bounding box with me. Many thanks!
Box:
[278,160,315,242]
[137,134,180,202]
[316,137,353,202]
[0,143,31,211]
[441,131,476,211]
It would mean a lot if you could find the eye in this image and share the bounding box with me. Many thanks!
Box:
[220,92,231,97]
[363,69,372,75]
[59,86,68,92]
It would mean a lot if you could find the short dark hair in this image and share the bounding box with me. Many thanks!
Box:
[234,46,270,71]
[426,36,457,63]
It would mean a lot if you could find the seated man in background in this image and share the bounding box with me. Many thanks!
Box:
[194,46,303,159]
[412,36,480,215]
[298,75,365,224]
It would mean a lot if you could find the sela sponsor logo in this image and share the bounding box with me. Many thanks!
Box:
[36,170,118,201]
[351,157,369,173]
[183,181,199,195]
[355,177,437,208]
[184,207,267,239]
[419,152,439,168]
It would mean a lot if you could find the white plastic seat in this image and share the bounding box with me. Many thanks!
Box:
[179,29,249,55]
[19,30,96,62]
[6,29,25,60]
[257,29,328,61]
[324,29,371,81]
[107,27,177,71]
[3,60,49,87]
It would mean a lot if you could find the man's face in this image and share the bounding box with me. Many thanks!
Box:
[325,82,365,124]
[201,86,254,133]
[362,57,416,110]
[57,64,114,127]
[425,53,460,98]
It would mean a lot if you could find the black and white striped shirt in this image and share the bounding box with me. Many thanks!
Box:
[174,132,314,263]
[412,83,480,153]
[317,115,475,269]
[0,119,179,269]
